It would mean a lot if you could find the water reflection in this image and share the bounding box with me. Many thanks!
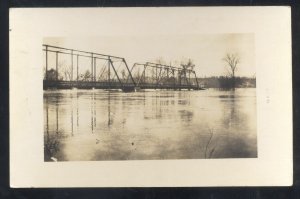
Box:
[44,88,257,161]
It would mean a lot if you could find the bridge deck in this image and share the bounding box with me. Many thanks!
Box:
[43,80,201,91]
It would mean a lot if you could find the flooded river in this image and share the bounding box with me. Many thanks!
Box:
[44,88,257,161]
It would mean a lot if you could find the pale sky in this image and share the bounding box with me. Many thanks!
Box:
[44,34,255,77]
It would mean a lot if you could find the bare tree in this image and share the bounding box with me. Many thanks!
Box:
[121,69,126,80]
[155,57,166,65]
[79,70,92,81]
[180,58,195,83]
[180,58,195,70]
[45,69,59,81]
[61,65,72,80]
[223,53,240,89]
[55,60,72,81]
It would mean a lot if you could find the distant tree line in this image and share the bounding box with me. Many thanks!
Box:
[44,54,256,89]
[198,76,256,89]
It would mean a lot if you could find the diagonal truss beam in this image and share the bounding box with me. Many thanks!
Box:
[109,59,123,88]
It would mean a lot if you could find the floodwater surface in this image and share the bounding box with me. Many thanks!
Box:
[44,88,257,161]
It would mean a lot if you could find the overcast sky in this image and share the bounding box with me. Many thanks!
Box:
[44,34,255,77]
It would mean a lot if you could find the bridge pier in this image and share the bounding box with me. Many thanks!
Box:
[122,86,135,92]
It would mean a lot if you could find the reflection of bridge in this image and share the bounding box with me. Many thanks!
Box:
[43,45,202,91]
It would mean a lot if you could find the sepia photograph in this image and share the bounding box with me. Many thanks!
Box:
[10,7,292,187]
[43,35,256,161]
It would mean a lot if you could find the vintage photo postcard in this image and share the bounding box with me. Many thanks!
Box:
[10,7,292,187]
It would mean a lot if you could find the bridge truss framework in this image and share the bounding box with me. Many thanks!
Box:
[43,45,201,91]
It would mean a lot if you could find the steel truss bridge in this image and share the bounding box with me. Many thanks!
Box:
[43,45,202,91]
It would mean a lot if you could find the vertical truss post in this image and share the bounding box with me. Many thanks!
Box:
[91,94,93,133]
[91,53,93,82]
[71,50,73,81]
[76,55,79,81]
[94,57,96,82]
[108,57,110,87]
[182,70,186,86]
[144,65,146,85]
[46,98,49,137]
[179,70,182,89]
[71,94,73,135]
[76,92,79,127]
[184,70,188,86]
[187,70,191,90]
[56,96,58,133]
[184,70,187,85]
[186,70,191,86]
[45,45,48,80]
[145,63,149,85]
[156,67,157,86]
[172,69,176,89]
[156,67,163,88]
[167,68,169,79]
[194,71,199,89]
[137,64,146,86]
[56,51,58,81]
